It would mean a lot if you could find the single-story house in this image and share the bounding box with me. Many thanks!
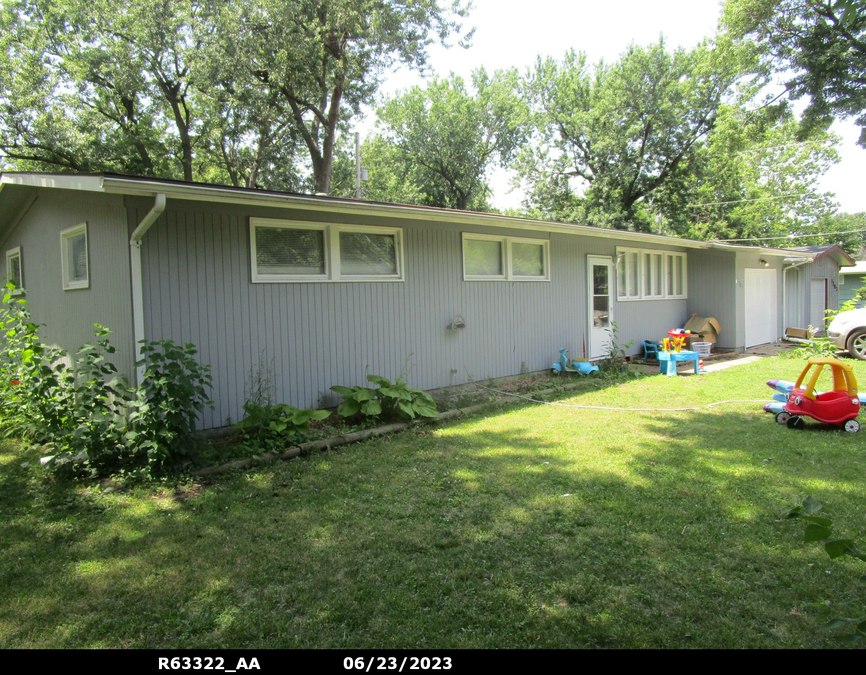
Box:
[0,172,849,429]
[838,260,866,309]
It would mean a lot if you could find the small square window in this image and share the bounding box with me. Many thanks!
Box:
[61,223,89,290]
[5,247,23,294]
[253,224,327,279]
[464,238,504,278]
[339,230,399,277]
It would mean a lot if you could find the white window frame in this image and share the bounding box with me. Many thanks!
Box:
[462,233,550,282]
[5,246,23,295]
[60,223,89,291]
[616,247,687,300]
[250,218,403,283]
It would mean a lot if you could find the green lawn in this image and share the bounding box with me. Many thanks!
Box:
[1,356,864,649]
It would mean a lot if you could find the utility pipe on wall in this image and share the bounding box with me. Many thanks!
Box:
[130,193,166,384]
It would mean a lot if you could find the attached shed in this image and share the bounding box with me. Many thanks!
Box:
[783,245,854,334]
[0,172,817,429]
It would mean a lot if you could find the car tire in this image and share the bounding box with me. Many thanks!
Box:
[847,329,866,361]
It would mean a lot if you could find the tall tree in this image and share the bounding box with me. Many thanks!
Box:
[516,40,739,231]
[0,0,207,180]
[722,0,866,145]
[662,103,840,242]
[217,0,472,195]
[363,69,527,210]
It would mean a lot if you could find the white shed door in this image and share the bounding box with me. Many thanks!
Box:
[744,269,778,347]
[810,278,827,332]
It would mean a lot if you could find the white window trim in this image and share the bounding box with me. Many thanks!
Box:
[60,223,89,291]
[462,232,550,282]
[616,247,687,301]
[250,218,404,283]
[5,246,23,295]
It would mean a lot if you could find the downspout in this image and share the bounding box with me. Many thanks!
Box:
[782,259,810,334]
[130,194,166,384]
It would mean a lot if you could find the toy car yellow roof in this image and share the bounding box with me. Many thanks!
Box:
[794,357,858,399]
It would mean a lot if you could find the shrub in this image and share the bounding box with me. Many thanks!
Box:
[0,286,214,477]
[331,374,438,421]
[235,402,330,451]
[125,340,214,473]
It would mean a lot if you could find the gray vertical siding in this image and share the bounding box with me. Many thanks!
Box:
[686,249,736,350]
[1,189,135,378]
[134,200,695,428]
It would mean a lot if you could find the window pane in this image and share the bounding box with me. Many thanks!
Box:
[627,252,638,296]
[593,296,610,327]
[593,264,608,295]
[69,233,87,282]
[464,239,503,276]
[9,255,21,288]
[512,242,544,277]
[654,254,663,295]
[644,253,653,295]
[617,256,626,297]
[666,255,674,296]
[256,227,325,275]
[676,256,684,295]
[340,231,397,276]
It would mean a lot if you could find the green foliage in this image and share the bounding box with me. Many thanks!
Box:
[782,496,866,646]
[597,322,636,377]
[0,287,213,477]
[235,403,330,451]
[517,39,739,230]
[364,68,527,210]
[0,0,472,194]
[723,0,866,146]
[125,340,214,473]
[332,374,438,422]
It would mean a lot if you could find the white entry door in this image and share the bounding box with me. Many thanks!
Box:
[744,268,778,347]
[588,256,613,359]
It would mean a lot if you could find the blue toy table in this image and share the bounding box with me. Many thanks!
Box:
[658,350,701,376]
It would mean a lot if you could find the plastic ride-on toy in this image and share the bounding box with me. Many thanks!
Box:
[774,357,861,432]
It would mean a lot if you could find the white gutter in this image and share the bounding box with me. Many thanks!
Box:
[130,193,166,384]
[0,171,820,258]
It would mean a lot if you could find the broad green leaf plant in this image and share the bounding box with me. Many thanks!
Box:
[331,374,438,422]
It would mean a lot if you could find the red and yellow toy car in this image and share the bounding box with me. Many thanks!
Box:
[775,357,861,432]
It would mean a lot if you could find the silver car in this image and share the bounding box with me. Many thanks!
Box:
[827,308,866,360]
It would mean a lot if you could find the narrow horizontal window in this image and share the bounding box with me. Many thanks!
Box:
[462,234,549,281]
[339,231,398,276]
[464,238,504,277]
[250,219,403,283]
[255,226,326,276]
[60,223,89,290]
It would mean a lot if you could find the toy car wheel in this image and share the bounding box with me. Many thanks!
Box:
[775,411,791,425]
[786,416,805,430]
[845,419,860,433]
[847,329,866,361]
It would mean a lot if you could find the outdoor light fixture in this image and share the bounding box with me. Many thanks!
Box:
[759,258,769,267]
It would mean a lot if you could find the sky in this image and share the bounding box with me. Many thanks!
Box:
[359,0,866,214]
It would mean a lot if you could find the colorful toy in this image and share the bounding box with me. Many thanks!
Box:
[551,348,599,375]
[772,357,861,432]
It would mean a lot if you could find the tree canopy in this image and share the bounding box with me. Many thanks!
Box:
[722,0,866,145]
[0,0,472,193]
[362,69,527,210]
[515,41,739,231]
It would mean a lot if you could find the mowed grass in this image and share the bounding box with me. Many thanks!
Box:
[1,356,864,649]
